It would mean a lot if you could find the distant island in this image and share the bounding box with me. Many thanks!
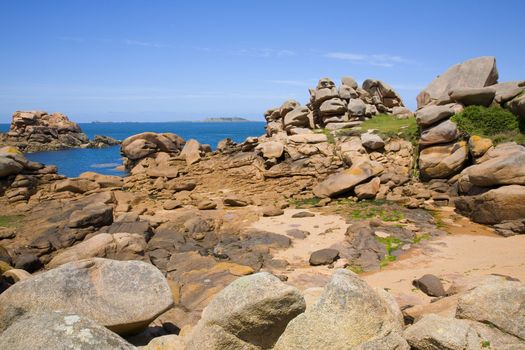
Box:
[202,117,250,122]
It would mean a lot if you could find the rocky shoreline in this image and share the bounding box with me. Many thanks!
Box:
[0,56,524,349]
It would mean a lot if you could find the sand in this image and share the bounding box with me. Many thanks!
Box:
[250,207,525,307]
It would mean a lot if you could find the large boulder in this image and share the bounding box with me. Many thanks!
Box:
[0,156,23,178]
[47,233,147,268]
[0,258,173,335]
[185,272,306,349]
[419,141,468,179]
[462,149,525,187]
[415,104,456,127]
[419,119,459,145]
[319,98,346,117]
[347,98,367,117]
[507,93,525,119]
[361,133,385,150]
[404,314,525,350]
[456,279,525,340]
[180,139,202,165]
[274,269,408,349]
[313,160,384,198]
[257,141,284,159]
[449,86,496,107]
[120,132,185,161]
[0,111,91,152]
[283,106,311,130]
[455,185,525,224]
[0,311,137,350]
[417,56,499,108]
[68,203,113,228]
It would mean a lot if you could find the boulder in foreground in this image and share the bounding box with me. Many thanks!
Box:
[0,258,173,335]
[185,272,306,349]
[0,311,136,350]
[273,269,408,349]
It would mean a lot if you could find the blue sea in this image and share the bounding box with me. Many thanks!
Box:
[0,122,266,177]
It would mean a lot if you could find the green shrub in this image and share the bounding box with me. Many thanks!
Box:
[451,105,521,138]
[359,114,419,144]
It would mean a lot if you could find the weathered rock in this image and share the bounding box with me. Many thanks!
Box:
[53,178,99,193]
[455,185,525,224]
[291,211,315,218]
[412,274,446,297]
[347,98,367,117]
[197,200,217,210]
[143,334,185,350]
[507,93,525,119]
[319,98,346,117]
[355,177,381,200]
[186,272,306,349]
[420,119,459,145]
[0,111,92,152]
[457,279,525,340]
[79,172,124,188]
[468,135,493,158]
[223,196,249,207]
[462,150,525,187]
[121,132,185,161]
[0,156,23,177]
[449,86,496,106]
[404,314,525,350]
[262,207,284,217]
[0,258,173,335]
[341,76,358,89]
[163,199,183,210]
[47,233,147,268]
[416,56,499,108]
[257,141,284,159]
[419,141,468,179]
[288,134,327,144]
[283,106,311,130]
[415,104,455,127]
[309,248,339,266]
[274,269,408,349]
[68,204,113,228]
[180,139,202,165]
[1,268,31,284]
[313,160,384,198]
[0,311,137,350]
[361,132,385,150]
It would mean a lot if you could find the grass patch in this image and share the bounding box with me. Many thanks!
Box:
[316,129,336,144]
[0,215,23,228]
[289,197,321,208]
[412,233,430,244]
[430,211,446,229]
[346,265,364,274]
[451,105,525,144]
[341,199,405,222]
[360,114,419,144]
[481,340,491,348]
[376,236,402,268]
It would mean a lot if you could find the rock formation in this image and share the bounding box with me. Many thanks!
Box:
[264,76,405,136]
[0,111,119,152]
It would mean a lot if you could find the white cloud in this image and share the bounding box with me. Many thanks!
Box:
[233,48,296,58]
[324,52,416,67]
[124,39,171,48]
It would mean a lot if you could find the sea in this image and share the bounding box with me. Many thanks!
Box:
[0,122,266,177]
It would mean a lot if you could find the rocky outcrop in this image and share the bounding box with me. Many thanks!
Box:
[0,258,173,335]
[185,272,306,349]
[416,56,499,108]
[0,311,137,350]
[274,269,408,349]
[0,111,119,152]
[264,76,405,135]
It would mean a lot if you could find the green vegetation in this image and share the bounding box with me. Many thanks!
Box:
[346,265,364,274]
[376,236,402,267]
[337,199,405,222]
[0,215,23,228]
[316,128,336,144]
[451,105,525,144]
[359,114,419,144]
[289,197,321,208]
[412,233,430,244]
[481,340,491,348]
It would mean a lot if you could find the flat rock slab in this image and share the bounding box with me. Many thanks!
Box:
[309,248,340,266]
[0,258,173,335]
[412,274,446,297]
[291,211,315,218]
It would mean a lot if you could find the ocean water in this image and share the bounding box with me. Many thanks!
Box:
[0,122,266,177]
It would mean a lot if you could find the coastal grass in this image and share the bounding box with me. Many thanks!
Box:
[289,197,321,208]
[346,200,404,222]
[0,215,23,228]
[376,236,402,268]
[412,233,430,244]
[451,105,525,144]
[359,114,419,144]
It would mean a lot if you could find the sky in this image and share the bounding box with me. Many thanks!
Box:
[0,0,524,122]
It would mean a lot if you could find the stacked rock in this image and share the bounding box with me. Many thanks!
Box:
[264,76,405,136]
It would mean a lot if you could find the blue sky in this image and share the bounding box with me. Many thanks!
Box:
[1,0,524,122]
